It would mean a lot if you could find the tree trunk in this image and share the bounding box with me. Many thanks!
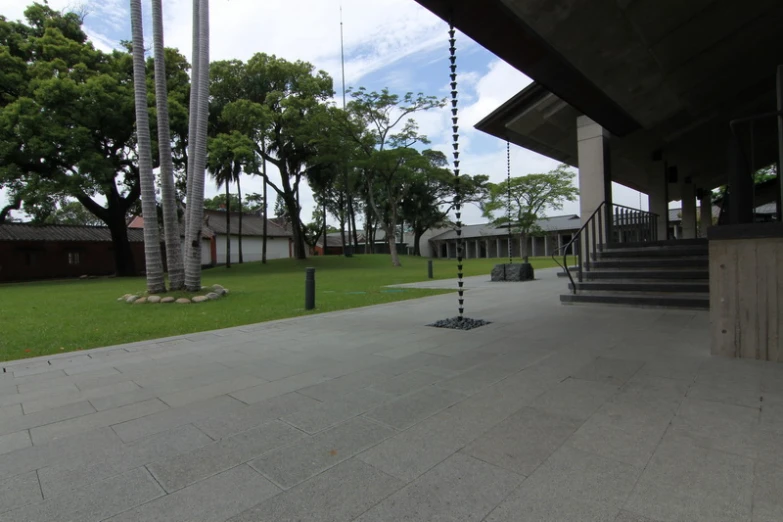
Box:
[521,232,529,263]
[386,224,401,266]
[237,171,243,264]
[107,213,137,276]
[349,197,359,248]
[225,179,231,268]
[413,228,424,256]
[262,160,268,264]
[184,0,210,291]
[130,0,166,294]
[151,0,184,290]
[184,0,200,259]
[322,197,328,256]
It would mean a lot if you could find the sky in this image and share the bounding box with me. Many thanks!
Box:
[0,0,646,226]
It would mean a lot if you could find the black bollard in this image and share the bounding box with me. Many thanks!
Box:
[427,259,433,279]
[305,267,316,310]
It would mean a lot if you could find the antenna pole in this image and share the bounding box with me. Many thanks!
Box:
[340,6,347,109]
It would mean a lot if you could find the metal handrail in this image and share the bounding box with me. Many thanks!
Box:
[552,202,659,295]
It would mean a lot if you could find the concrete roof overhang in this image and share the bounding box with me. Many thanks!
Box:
[414,0,783,197]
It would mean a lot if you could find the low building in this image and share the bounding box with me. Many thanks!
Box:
[429,215,581,259]
[202,210,293,265]
[0,223,145,282]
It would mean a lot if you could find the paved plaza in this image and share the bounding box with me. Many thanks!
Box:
[1,268,782,521]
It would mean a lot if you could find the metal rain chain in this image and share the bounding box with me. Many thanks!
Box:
[428,20,490,331]
[507,139,513,267]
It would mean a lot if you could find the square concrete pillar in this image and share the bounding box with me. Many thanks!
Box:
[577,116,613,234]
[647,166,669,240]
[474,240,480,259]
[681,180,697,239]
[699,190,713,238]
[496,238,502,258]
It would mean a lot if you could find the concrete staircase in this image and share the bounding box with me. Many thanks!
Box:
[559,238,709,309]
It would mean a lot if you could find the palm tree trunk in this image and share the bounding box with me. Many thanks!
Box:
[350,197,359,248]
[225,178,231,268]
[184,0,200,262]
[184,0,210,291]
[237,172,243,264]
[322,197,328,256]
[262,157,268,264]
[151,0,184,290]
[130,0,166,294]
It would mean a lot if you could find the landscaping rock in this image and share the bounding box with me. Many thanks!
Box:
[147,296,162,303]
[161,297,175,303]
[134,297,148,304]
[212,284,225,292]
[206,292,220,300]
[428,317,491,330]
[79,275,88,279]
[223,288,230,295]
[126,295,138,304]
[491,263,534,282]
[175,298,191,304]
[192,296,208,303]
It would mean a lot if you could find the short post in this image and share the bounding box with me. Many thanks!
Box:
[305,267,315,310]
[427,259,433,279]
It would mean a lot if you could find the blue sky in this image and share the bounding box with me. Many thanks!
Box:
[0,0,645,224]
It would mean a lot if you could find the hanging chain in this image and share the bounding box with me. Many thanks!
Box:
[449,22,463,321]
[507,139,512,266]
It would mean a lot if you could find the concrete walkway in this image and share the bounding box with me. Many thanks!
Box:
[1,269,781,521]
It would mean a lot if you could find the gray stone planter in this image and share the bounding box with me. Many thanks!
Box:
[491,263,534,282]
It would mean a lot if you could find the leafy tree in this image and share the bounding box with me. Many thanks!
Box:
[217,54,335,260]
[44,200,103,226]
[0,4,188,276]
[205,193,262,213]
[482,164,578,261]
[342,88,444,266]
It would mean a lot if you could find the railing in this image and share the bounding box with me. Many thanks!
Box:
[552,203,659,294]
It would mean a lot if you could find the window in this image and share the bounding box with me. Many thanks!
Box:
[68,251,81,265]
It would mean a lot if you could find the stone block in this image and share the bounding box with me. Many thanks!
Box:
[0,471,42,514]
[0,400,96,437]
[30,398,169,445]
[228,458,403,522]
[159,375,266,408]
[356,453,523,522]
[21,380,141,415]
[530,377,618,421]
[281,389,392,434]
[106,465,279,522]
[230,370,330,404]
[38,424,212,498]
[148,420,303,492]
[364,386,466,430]
[571,357,645,386]
[624,432,753,522]
[0,467,163,522]
[486,445,641,522]
[194,392,319,440]
[369,370,444,396]
[249,416,395,488]
[112,395,245,443]
[463,407,583,476]
[298,370,390,402]
[0,430,31,456]
[490,263,534,282]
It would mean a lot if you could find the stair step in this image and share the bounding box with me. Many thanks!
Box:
[594,247,707,259]
[602,238,707,250]
[581,270,708,280]
[589,258,708,269]
[560,292,709,310]
[569,281,709,293]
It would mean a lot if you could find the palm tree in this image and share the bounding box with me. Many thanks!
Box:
[234,160,244,263]
[184,0,210,291]
[151,0,184,290]
[129,0,166,293]
[207,158,233,268]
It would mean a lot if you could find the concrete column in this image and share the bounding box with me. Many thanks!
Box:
[699,190,713,238]
[474,240,480,259]
[577,116,612,233]
[557,234,562,254]
[681,179,697,239]
[485,239,490,258]
[531,237,538,257]
[647,166,669,240]
[496,238,501,259]
[544,236,550,257]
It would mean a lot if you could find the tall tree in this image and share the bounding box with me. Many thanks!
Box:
[342,88,444,266]
[44,200,104,226]
[218,54,335,259]
[151,0,184,289]
[129,0,165,293]
[184,0,210,291]
[482,164,578,261]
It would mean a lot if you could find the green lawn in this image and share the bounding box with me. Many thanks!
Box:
[0,255,560,362]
